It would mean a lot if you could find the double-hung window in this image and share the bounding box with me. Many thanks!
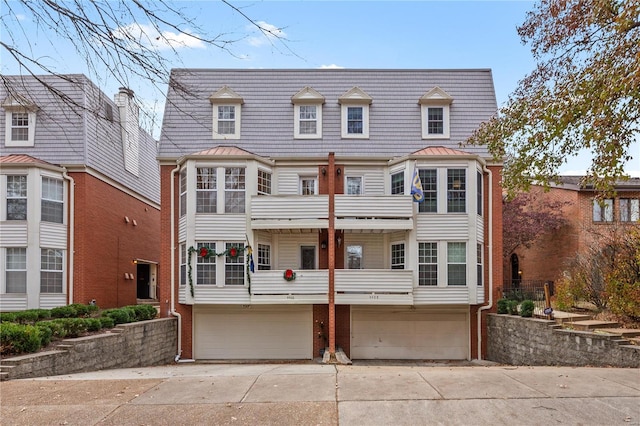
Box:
[477,243,483,286]
[257,244,271,270]
[299,105,318,135]
[196,167,216,213]
[620,199,639,222]
[418,169,437,213]
[5,247,27,293]
[427,107,444,135]
[179,169,187,216]
[420,87,452,139]
[225,168,245,213]
[301,177,317,195]
[292,87,324,139]
[257,170,272,195]
[391,171,404,195]
[339,87,371,139]
[225,242,244,285]
[418,242,437,286]
[196,242,216,285]
[3,97,38,147]
[447,169,466,213]
[347,245,363,269]
[6,175,27,220]
[391,243,405,270]
[179,244,187,287]
[477,171,483,216]
[593,199,613,222]
[41,248,63,293]
[447,242,466,286]
[210,86,243,140]
[41,177,63,223]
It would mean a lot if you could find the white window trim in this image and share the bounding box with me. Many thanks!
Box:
[345,175,364,195]
[299,176,318,195]
[346,244,364,269]
[300,245,318,269]
[339,87,372,139]
[419,86,453,140]
[209,86,243,140]
[4,110,37,147]
[294,104,323,139]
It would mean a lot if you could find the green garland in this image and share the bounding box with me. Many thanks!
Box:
[186,245,252,297]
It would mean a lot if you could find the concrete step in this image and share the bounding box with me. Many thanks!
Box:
[594,328,640,338]
[552,311,593,325]
[567,320,619,331]
[627,337,640,346]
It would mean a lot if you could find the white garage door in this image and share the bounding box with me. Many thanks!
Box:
[351,306,469,360]
[194,305,312,360]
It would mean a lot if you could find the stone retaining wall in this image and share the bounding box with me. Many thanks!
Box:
[487,314,640,368]
[1,318,177,380]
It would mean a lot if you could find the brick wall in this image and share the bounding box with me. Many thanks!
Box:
[0,318,177,381]
[487,314,640,367]
[71,172,160,308]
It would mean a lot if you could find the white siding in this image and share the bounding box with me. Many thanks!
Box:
[194,216,246,240]
[413,287,471,304]
[275,234,318,270]
[178,216,186,242]
[0,222,28,246]
[277,166,318,195]
[193,287,251,304]
[416,215,469,240]
[476,215,485,243]
[343,166,385,195]
[39,294,67,309]
[39,223,67,249]
[343,234,385,269]
[0,295,28,311]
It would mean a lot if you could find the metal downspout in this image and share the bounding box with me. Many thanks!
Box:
[170,165,182,361]
[477,166,494,360]
[62,168,75,304]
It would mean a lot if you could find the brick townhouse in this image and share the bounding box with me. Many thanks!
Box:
[1,74,160,311]
[157,69,503,361]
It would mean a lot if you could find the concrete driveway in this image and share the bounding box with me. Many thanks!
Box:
[1,362,639,425]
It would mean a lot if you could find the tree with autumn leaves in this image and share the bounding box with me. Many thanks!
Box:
[467,0,639,196]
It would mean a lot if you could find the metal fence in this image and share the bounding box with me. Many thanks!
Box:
[502,280,554,313]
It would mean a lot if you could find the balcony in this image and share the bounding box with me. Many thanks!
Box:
[335,195,414,231]
[335,269,414,304]
[251,195,329,230]
[250,269,329,304]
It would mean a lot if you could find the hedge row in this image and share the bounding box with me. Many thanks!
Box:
[0,304,157,357]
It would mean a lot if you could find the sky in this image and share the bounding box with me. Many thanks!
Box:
[2,0,638,175]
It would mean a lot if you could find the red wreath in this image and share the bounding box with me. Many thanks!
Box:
[199,247,209,257]
[229,247,238,258]
[283,269,296,281]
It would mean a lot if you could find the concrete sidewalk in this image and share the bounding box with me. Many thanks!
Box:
[1,362,639,425]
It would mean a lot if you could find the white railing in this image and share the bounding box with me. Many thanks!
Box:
[250,269,328,304]
[334,195,413,218]
[413,286,471,305]
[251,195,329,220]
[335,269,414,305]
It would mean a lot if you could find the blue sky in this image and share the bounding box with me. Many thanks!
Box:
[2,0,638,174]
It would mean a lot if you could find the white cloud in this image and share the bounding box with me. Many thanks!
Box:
[112,23,205,51]
[319,64,344,69]
[246,21,286,47]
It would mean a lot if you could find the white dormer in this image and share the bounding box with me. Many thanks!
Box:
[419,87,453,140]
[291,87,325,139]
[114,87,140,176]
[338,87,372,139]
[209,86,244,140]
[2,94,38,147]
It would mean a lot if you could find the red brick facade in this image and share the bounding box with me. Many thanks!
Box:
[70,172,160,309]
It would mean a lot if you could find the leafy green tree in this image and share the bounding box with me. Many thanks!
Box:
[467,0,639,196]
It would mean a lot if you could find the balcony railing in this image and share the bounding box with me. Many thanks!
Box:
[334,269,414,304]
[250,269,329,304]
[335,195,414,230]
[250,195,329,229]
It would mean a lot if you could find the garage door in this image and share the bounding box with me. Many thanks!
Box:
[194,305,312,360]
[351,306,469,360]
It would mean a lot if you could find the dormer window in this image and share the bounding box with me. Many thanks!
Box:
[209,86,244,140]
[292,87,324,139]
[419,87,453,139]
[339,87,372,139]
[3,95,38,147]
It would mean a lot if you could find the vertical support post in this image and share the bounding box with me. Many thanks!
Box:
[328,152,336,358]
[544,282,552,320]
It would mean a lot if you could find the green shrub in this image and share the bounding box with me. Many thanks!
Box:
[0,322,42,355]
[32,309,52,320]
[35,323,53,346]
[86,304,100,314]
[36,320,67,339]
[14,310,40,324]
[68,303,91,317]
[85,318,102,332]
[127,304,157,321]
[52,318,88,338]
[99,316,115,329]
[50,305,78,318]
[0,312,17,323]
[507,300,519,315]
[497,299,509,314]
[102,308,133,325]
[520,300,535,318]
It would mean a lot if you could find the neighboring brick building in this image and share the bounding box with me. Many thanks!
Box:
[1,75,160,311]
[157,69,503,362]
[505,176,640,286]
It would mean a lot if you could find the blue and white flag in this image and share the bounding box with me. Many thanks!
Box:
[410,167,424,202]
